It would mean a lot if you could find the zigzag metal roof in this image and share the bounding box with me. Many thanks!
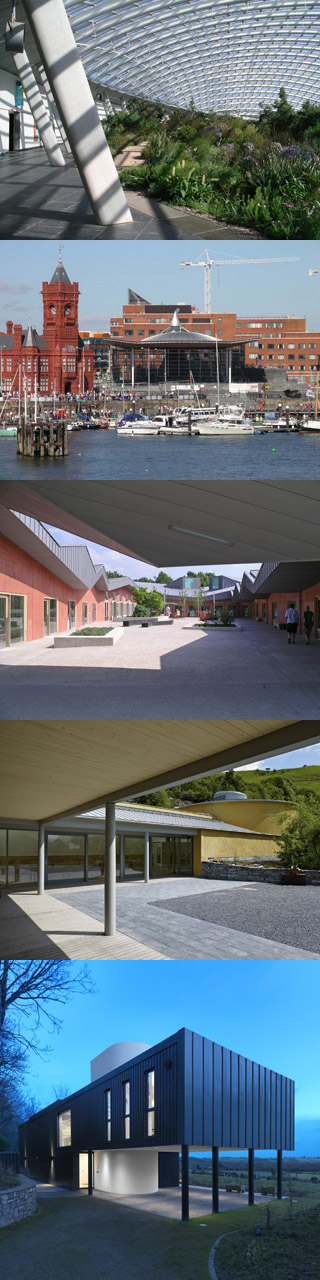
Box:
[64,0,320,118]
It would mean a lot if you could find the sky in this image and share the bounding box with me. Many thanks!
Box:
[20,960,320,1157]
[46,524,260,582]
[1,240,320,333]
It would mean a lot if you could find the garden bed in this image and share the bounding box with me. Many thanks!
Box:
[104,92,320,239]
[202,862,320,884]
[54,628,123,648]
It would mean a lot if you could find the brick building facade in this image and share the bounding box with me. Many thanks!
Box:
[109,292,320,379]
[0,253,94,398]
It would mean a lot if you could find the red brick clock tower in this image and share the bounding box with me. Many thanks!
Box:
[41,248,92,394]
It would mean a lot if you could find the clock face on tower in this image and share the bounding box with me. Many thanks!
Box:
[50,305,56,315]
[64,305,71,316]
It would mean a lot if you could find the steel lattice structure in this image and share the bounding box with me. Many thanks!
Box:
[64,0,320,118]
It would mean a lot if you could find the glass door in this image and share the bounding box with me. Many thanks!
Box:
[316,598,320,638]
[10,596,24,644]
[68,601,76,630]
[44,599,49,636]
[0,597,8,647]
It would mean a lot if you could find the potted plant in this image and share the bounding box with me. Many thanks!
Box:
[280,857,307,886]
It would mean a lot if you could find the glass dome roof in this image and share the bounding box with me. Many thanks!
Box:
[65,0,320,118]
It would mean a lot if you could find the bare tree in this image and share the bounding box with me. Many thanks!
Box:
[0,961,94,1055]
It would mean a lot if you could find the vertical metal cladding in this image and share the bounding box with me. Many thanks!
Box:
[182,1030,294,1150]
[19,1028,295,1182]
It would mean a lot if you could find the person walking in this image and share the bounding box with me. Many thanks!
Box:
[303,605,314,645]
[285,602,299,644]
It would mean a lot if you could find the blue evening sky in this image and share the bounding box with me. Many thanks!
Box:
[1,239,320,332]
[22,961,320,1156]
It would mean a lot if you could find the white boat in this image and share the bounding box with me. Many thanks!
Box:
[190,415,254,436]
[301,419,320,432]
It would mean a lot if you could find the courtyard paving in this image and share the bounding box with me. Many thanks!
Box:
[93,1185,272,1219]
[0,618,319,719]
[0,150,262,240]
[2,877,317,960]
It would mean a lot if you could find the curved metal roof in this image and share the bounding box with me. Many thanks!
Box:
[64,0,320,118]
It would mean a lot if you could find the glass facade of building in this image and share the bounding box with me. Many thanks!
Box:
[0,830,193,887]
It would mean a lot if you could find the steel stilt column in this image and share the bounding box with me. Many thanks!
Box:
[248,1149,255,1206]
[212,1146,219,1213]
[181,1145,189,1221]
[144,831,150,883]
[21,0,132,224]
[38,822,45,895]
[277,1150,283,1200]
[7,34,65,167]
[104,802,116,935]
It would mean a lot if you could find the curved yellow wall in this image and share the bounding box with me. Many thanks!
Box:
[193,829,279,878]
[185,798,296,834]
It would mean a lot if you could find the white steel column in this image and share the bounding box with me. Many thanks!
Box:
[144,832,149,883]
[120,832,125,881]
[38,822,45,895]
[39,64,72,153]
[21,0,132,224]
[131,349,135,390]
[105,803,116,935]
[7,36,65,167]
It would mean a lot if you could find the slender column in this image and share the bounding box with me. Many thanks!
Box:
[144,832,150,883]
[7,33,65,167]
[104,803,116,935]
[248,1148,254,1206]
[131,348,135,390]
[39,64,72,153]
[181,1145,189,1221]
[120,832,125,881]
[277,1149,283,1200]
[22,0,132,224]
[38,822,45,895]
[88,1150,93,1196]
[212,1146,219,1213]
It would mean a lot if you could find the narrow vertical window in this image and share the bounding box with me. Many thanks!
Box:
[104,1089,111,1142]
[146,1069,155,1136]
[123,1081,130,1139]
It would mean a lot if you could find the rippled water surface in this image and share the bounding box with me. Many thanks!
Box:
[0,430,319,479]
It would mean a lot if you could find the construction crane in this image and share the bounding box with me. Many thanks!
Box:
[180,249,300,314]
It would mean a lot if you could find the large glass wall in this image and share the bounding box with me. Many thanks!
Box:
[0,829,6,884]
[87,833,120,879]
[124,836,145,879]
[7,830,38,884]
[10,596,24,644]
[151,835,193,876]
[46,834,85,883]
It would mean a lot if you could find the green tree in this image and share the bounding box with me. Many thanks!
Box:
[133,586,163,616]
[276,799,320,869]
[156,572,172,585]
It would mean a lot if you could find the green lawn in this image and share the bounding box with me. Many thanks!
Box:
[74,627,112,636]
[2,1193,320,1280]
[215,1202,320,1279]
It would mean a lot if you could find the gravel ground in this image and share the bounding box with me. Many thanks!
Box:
[153,886,320,953]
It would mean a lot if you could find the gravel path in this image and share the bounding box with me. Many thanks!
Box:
[153,885,320,953]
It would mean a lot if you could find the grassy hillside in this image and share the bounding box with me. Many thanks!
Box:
[137,767,320,809]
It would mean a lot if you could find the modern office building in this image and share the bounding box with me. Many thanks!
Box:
[110,293,320,382]
[0,509,135,646]
[0,252,94,397]
[19,1029,294,1219]
[0,790,296,890]
[235,563,320,638]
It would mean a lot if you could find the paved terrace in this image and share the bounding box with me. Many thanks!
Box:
[1,878,318,961]
[0,618,319,719]
[0,150,262,240]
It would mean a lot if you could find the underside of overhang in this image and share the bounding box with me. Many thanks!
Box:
[0,482,320,569]
[1,719,319,823]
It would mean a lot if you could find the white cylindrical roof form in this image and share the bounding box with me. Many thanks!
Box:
[90,1041,151,1082]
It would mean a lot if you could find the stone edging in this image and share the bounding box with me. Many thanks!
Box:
[54,628,124,648]
[0,1175,36,1228]
[202,863,320,885]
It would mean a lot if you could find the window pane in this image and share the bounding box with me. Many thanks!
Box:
[147,1071,154,1108]
[147,1111,155,1137]
[8,830,38,884]
[124,836,144,879]
[10,596,24,644]
[151,836,174,877]
[125,1117,130,1140]
[47,834,85,882]
[0,829,6,884]
[58,1110,71,1147]
[49,600,57,633]
[88,834,120,879]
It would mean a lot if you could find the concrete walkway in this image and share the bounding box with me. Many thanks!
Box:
[1,878,318,960]
[0,618,319,719]
[0,150,262,240]
[93,1185,273,1219]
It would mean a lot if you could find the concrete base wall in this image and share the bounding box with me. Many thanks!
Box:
[94,1149,159,1195]
[54,629,123,648]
